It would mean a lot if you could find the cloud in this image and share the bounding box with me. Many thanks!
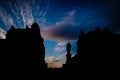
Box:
[16,0,34,27]
[41,10,80,42]
[45,42,67,68]
[46,42,67,63]
[31,0,51,26]
[0,27,6,39]
[45,55,65,68]
[45,56,54,64]
[8,1,24,27]
[0,0,51,30]
[41,6,115,42]
[56,10,76,25]
[0,7,14,29]
[55,53,66,63]
[54,42,67,52]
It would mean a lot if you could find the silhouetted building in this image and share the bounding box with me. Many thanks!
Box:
[0,23,47,75]
[64,27,120,78]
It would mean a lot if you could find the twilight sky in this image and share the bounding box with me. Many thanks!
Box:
[0,0,120,68]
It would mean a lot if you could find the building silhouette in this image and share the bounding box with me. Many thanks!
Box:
[0,23,47,75]
[64,27,120,78]
[1,24,120,79]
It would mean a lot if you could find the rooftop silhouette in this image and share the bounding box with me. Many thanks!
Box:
[0,25,120,79]
[0,23,47,78]
[63,27,120,79]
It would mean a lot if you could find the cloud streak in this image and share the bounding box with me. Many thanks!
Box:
[0,7,14,29]
[54,42,67,52]
[41,10,80,42]
[0,0,51,29]
[16,0,34,27]
[31,0,51,26]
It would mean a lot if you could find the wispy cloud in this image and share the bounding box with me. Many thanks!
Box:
[56,10,76,25]
[32,0,51,26]
[45,42,67,68]
[54,42,67,52]
[0,0,51,29]
[8,1,24,27]
[0,7,14,29]
[17,0,34,27]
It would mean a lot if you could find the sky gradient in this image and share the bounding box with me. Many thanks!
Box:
[0,0,120,68]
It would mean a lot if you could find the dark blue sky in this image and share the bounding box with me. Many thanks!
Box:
[0,0,120,68]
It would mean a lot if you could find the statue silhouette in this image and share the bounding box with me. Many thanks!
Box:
[66,42,71,54]
[66,42,72,65]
